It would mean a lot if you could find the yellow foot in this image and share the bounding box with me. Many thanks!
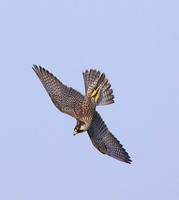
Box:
[91,87,100,103]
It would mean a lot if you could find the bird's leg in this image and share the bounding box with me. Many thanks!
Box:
[91,87,100,103]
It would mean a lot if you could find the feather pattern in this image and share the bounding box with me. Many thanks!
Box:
[33,65,84,118]
[83,69,114,106]
[33,66,132,163]
[88,111,132,163]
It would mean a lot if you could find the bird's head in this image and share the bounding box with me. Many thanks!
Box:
[74,120,86,135]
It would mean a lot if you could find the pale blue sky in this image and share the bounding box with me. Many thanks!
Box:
[0,1,179,200]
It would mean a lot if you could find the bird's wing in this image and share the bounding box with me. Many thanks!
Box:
[33,65,84,119]
[87,111,132,163]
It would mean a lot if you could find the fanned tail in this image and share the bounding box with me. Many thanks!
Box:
[83,69,114,106]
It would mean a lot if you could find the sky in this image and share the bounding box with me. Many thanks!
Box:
[0,0,179,200]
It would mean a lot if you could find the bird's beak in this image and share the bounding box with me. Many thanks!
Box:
[73,130,77,136]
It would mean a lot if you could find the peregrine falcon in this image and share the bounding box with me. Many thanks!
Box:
[33,65,132,164]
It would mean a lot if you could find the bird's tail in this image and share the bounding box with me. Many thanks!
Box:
[83,69,114,106]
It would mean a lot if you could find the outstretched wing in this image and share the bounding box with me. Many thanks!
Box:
[87,111,132,163]
[33,65,84,118]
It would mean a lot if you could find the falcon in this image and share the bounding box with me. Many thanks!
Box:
[33,65,132,163]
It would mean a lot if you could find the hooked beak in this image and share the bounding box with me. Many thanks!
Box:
[73,128,78,136]
[73,128,84,135]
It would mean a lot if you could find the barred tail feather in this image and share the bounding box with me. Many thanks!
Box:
[83,69,100,93]
[83,69,114,106]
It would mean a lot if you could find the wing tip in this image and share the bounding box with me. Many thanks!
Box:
[32,65,51,77]
[32,64,42,73]
[111,154,132,164]
[124,157,132,164]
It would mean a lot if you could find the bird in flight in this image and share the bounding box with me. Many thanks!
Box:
[33,65,132,164]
